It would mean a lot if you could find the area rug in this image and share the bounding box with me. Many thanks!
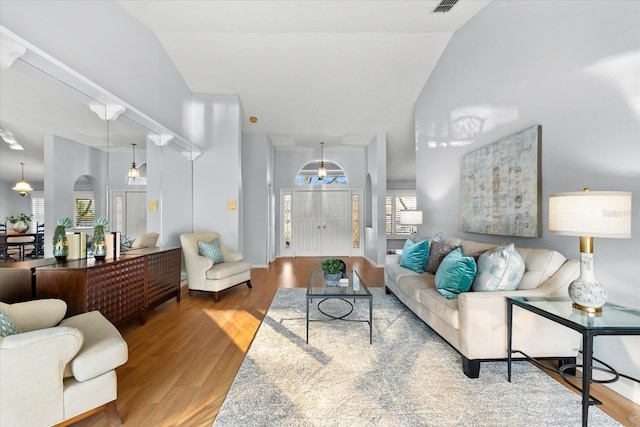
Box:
[214,288,620,426]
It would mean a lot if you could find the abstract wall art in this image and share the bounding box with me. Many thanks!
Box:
[459,125,541,238]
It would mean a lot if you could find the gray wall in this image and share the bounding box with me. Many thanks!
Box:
[415,0,639,402]
[44,135,108,256]
[364,133,387,266]
[242,133,272,267]
[0,177,35,223]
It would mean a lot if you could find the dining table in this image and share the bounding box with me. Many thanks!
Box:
[0,232,44,262]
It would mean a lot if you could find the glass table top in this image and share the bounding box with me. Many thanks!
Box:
[307,270,371,298]
[509,297,640,331]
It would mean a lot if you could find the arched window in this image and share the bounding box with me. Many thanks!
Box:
[296,160,348,185]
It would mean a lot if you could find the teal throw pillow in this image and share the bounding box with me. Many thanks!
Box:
[399,239,430,274]
[198,239,224,264]
[472,243,525,292]
[435,248,477,299]
[0,307,21,337]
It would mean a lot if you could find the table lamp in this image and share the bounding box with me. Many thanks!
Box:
[548,189,632,313]
[399,210,423,236]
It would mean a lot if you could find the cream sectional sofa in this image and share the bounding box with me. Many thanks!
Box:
[384,236,582,378]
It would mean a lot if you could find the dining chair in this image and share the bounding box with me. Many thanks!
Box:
[24,223,45,259]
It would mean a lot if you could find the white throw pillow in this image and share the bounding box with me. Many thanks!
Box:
[471,243,525,292]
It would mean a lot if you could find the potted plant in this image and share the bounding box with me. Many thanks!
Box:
[6,213,32,233]
[93,217,109,260]
[321,258,344,286]
[53,217,72,261]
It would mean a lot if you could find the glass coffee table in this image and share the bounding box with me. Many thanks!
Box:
[306,269,373,344]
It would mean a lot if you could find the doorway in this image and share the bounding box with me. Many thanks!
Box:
[110,190,147,239]
[292,190,351,256]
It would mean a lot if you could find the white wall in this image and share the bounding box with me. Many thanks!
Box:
[0,0,192,138]
[415,0,640,402]
[189,94,243,250]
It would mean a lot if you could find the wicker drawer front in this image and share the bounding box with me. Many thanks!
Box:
[86,257,145,324]
[147,248,181,307]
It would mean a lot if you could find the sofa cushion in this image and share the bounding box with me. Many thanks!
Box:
[397,274,435,303]
[435,248,477,299]
[206,260,253,280]
[0,307,21,337]
[400,239,430,274]
[426,241,460,274]
[444,237,496,259]
[472,243,525,292]
[198,239,224,264]
[385,263,419,286]
[516,247,567,289]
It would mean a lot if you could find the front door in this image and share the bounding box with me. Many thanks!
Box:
[293,190,350,256]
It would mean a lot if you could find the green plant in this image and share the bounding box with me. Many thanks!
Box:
[321,258,343,275]
[6,213,32,224]
[93,217,109,227]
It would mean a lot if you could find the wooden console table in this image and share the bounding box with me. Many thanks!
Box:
[35,247,181,326]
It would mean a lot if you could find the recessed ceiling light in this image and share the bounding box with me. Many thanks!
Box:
[249,116,258,123]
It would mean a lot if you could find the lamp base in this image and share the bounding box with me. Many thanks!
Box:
[568,252,607,312]
[571,302,603,314]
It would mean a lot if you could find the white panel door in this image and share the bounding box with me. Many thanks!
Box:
[293,190,350,256]
[125,192,147,239]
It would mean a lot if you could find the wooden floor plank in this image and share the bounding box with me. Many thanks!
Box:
[68,257,638,426]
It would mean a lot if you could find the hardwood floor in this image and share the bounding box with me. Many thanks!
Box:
[73,257,639,427]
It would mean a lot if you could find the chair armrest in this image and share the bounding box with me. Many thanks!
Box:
[183,255,214,290]
[1,299,67,332]
[193,255,215,271]
[0,327,83,424]
[225,250,244,262]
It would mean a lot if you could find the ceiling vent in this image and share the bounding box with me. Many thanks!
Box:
[432,0,459,13]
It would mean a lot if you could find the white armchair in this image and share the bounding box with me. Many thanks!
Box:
[130,232,159,249]
[0,299,128,426]
[180,232,252,302]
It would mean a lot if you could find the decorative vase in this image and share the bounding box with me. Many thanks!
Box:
[324,273,342,286]
[93,225,106,261]
[92,217,109,261]
[52,218,72,261]
[11,221,29,233]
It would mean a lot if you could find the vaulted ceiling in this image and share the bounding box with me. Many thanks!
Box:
[1,1,490,183]
[115,0,491,181]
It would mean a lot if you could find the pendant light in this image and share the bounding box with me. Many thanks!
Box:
[128,143,139,180]
[12,162,33,196]
[317,141,327,179]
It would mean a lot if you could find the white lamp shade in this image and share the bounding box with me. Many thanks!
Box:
[12,179,33,194]
[399,210,423,225]
[549,191,631,238]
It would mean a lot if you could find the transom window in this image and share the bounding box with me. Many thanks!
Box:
[296,160,347,185]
